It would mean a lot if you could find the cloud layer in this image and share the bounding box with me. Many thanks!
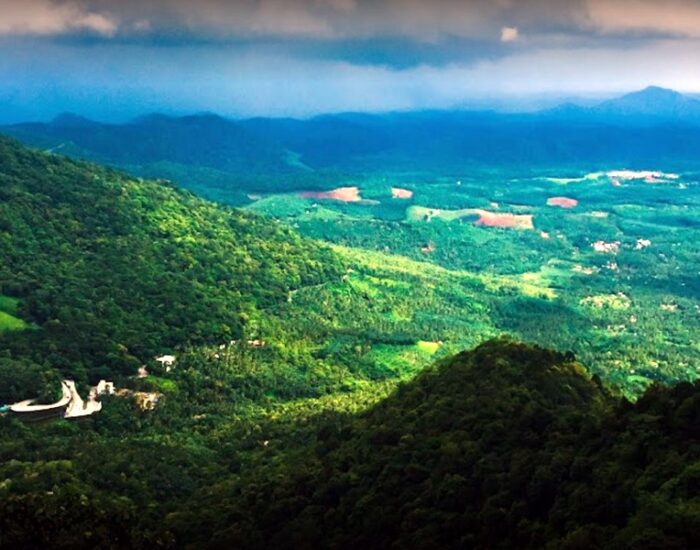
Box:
[0,1,699,120]
[585,0,700,38]
[0,1,118,36]
[3,1,700,40]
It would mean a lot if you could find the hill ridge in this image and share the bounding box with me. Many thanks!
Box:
[0,135,342,385]
[172,338,700,549]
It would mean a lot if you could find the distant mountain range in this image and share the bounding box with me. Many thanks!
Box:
[2,111,314,202]
[3,86,700,199]
[544,86,700,122]
[599,86,700,118]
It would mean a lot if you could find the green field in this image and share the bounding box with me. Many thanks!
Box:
[0,295,27,333]
[244,168,700,396]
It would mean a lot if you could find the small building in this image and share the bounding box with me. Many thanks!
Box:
[96,380,115,395]
[155,355,176,372]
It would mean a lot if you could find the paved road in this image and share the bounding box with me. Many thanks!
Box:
[64,380,102,418]
[10,380,103,418]
[10,381,72,413]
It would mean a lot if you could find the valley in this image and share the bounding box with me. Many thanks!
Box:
[247,166,700,396]
[0,94,699,548]
[2,1,700,545]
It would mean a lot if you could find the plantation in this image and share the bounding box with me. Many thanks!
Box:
[242,167,700,396]
[0,136,698,548]
[2,2,700,544]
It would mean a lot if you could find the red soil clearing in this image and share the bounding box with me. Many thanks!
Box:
[392,187,414,199]
[299,186,361,202]
[547,197,579,208]
[474,210,534,230]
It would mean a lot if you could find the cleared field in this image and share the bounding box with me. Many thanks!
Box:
[391,187,414,199]
[0,312,28,332]
[407,205,534,229]
[299,186,362,202]
[547,196,579,208]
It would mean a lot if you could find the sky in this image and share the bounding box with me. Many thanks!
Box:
[1,0,700,122]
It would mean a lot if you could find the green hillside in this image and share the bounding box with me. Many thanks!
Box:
[0,139,697,549]
[0,137,529,400]
[0,136,342,383]
[173,339,700,549]
[0,295,27,333]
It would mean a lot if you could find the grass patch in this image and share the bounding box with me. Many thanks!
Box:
[0,311,28,333]
[407,205,476,223]
[0,296,28,333]
[146,376,178,393]
[0,295,19,314]
[416,340,441,354]
[363,343,440,380]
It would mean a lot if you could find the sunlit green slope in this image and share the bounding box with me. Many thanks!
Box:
[0,136,342,383]
[172,339,700,550]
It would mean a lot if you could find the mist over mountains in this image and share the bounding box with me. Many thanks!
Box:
[4,86,700,201]
[1,85,699,549]
[544,87,700,122]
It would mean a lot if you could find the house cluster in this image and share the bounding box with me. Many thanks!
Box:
[592,240,621,254]
[215,340,266,350]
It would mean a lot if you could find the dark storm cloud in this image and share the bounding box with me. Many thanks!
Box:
[4,1,700,44]
[0,0,587,41]
[5,1,700,69]
[1,0,699,121]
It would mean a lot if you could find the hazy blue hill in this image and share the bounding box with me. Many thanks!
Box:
[246,108,700,171]
[5,87,700,201]
[175,339,700,549]
[540,87,700,125]
[242,113,394,166]
[4,113,358,205]
[7,112,290,172]
[48,113,99,128]
[596,86,700,120]
[539,101,592,119]
[244,89,700,171]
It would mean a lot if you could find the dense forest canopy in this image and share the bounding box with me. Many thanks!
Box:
[0,134,697,549]
[0,136,342,386]
[1,339,698,549]
[171,339,700,549]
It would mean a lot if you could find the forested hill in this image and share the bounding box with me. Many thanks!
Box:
[175,339,700,549]
[3,114,341,202]
[5,88,700,204]
[0,136,342,385]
